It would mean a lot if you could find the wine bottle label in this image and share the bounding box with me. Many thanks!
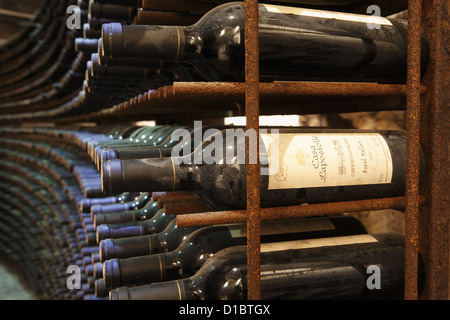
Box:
[227,218,335,238]
[261,234,378,253]
[260,133,393,190]
[262,4,393,27]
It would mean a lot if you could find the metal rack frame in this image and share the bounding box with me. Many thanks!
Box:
[174,0,449,300]
[0,0,446,301]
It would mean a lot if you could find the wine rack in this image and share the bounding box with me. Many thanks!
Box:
[0,0,447,300]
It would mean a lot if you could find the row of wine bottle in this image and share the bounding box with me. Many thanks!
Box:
[0,0,423,119]
[79,190,424,300]
[85,125,424,211]
[0,123,426,300]
[76,0,430,98]
[73,123,425,299]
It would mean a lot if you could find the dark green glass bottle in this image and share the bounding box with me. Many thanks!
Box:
[110,233,425,300]
[102,2,429,83]
[103,216,367,289]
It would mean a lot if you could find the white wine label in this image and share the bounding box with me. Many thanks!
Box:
[263,4,393,26]
[260,133,393,190]
[261,234,378,253]
[227,218,335,238]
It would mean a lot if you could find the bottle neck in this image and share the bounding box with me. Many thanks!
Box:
[110,281,184,300]
[102,23,185,61]
[151,230,170,254]
[153,221,202,255]
[144,211,176,234]
[134,199,159,219]
[102,157,178,194]
[174,227,237,274]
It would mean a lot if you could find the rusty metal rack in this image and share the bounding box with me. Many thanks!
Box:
[45,81,426,124]
[154,0,449,300]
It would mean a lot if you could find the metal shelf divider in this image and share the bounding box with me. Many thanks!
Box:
[244,0,261,301]
[404,0,422,300]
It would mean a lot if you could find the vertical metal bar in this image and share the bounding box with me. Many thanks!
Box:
[405,0,422,300]
[244,0,261,300]
[419,0,449,300]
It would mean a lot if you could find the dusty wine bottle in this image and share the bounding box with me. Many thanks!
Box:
[96,39,162,68]
[102,216,367,289]
[101,2,429,83]
[102,128,425,210]
[109,233,425,300]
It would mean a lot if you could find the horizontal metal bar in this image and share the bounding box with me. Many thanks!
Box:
[176,196,426,228]
[164,201,213,215]
[172,82,427,97]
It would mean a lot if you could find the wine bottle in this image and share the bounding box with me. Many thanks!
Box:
[102,128,425,210]
[96,39,163,69]
[101,3,429,83]
[134,10,203,26]
[99,214,365,263]
[90,53,160,80]
[96,209,175,243]
[85,262,104,278]
[92,0,140,6]
[84,126,144,163]
[103,216,367,289]
[95,278,108,298]
[91,126,167,165]
[93,196,159,227]
[99,220,201,261]
[100,124,231,163]
[109,233,425,300]
[90,192,150,217]
[78,192,138,214]
[89,2,138,22]
[95,126,190,170]
[92,126,169,159]
[75,38,99,53]
[138,0,372,14]
[83,23,101,38]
